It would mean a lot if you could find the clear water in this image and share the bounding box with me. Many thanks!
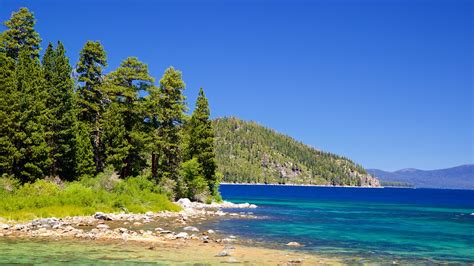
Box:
[217,185,474,264]
[1,185,473,264]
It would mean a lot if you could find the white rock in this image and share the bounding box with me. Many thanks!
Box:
[176,198,193,208]
[0,224,9,230]
[175,232,189,239]
[286,242,301,246]
[207,229,215,234]
[183,226,199,232]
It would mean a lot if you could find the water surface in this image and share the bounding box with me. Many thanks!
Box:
[217,185,474,264]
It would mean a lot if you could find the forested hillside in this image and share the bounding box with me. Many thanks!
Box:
[214,117,380,187]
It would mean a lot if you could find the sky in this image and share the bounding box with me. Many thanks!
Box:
[1,0,472,171]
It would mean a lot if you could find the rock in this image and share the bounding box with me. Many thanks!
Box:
[176,198,193,208]
[14,224,25,230]
[145,211,154,216]
[216,249,231,257]
[154,227,164,232]
[175,232,189,239]
[0,224,9,230]
[96,224,110,230]
[118,228,127,233]
[94,212,112,221]
[207,229,215,234]
[183,226,199,232]
[133,222,142,226]
[286,242,301,246]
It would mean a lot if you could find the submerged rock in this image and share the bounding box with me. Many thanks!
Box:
[216,249,231,257]
[286,242,301,247]
[183,226,199,232]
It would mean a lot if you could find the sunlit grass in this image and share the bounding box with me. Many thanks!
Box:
[0,173,181,222]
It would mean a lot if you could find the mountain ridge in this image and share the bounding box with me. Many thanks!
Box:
[213,117,380,187]
[367,164,474,189]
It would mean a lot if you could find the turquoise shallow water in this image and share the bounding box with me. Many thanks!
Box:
[217,185,474,264]
[0,186,473,264]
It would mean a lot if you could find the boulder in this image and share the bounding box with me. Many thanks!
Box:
[0,224,9,230]
[176,198,193,208]
[94,212,112,221]
[207,229,215,234]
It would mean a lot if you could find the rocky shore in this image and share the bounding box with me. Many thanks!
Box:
[0,199,339,265]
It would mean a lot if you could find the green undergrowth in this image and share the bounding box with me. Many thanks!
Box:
[0,170,181,221]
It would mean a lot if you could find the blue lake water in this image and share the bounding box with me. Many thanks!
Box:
[217,185,474,264]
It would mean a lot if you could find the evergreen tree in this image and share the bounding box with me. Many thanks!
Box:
[73,120,95,177]
[185,88,218,195]
[0,8,41,60]
[0,52,17,177]
[103,57,154,177]
[148,67,186,187]
[76,41,107,173]
[12,49,51,182]
[42,41,77,179]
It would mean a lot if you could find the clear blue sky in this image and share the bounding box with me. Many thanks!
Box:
[1,0,472,171]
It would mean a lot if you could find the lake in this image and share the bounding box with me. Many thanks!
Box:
[217,184,474,264]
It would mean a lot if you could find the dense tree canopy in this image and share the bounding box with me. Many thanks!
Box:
[0,7,220,201]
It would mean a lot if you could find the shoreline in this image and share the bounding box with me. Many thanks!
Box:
[220,182,386,188]
[0,199,341,265]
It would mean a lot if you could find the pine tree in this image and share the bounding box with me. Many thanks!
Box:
[42,41,77,180]
[73,120,95,177]
[185,88,218,195]
[0,52,17,177]
[148,67,186,187]
[76,41,107,173]
[13,49,51,182]
[103,57,154,177]
[0,8,41,60]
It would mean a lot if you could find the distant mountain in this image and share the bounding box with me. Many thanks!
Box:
[213,117,380,187]
[367,165,474,189]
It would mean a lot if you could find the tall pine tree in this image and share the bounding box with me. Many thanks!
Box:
[76,41,107,173]
[185,88,218,195]
[0,51,17,177]
[13,49,51,182]
[103,57,154,177]
[148,67,186,187]
[42,42,77,180]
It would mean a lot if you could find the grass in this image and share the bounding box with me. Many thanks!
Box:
[0,170,181,221]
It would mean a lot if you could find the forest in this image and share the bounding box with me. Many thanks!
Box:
[0,8,218,219]
[214,117,380,186]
